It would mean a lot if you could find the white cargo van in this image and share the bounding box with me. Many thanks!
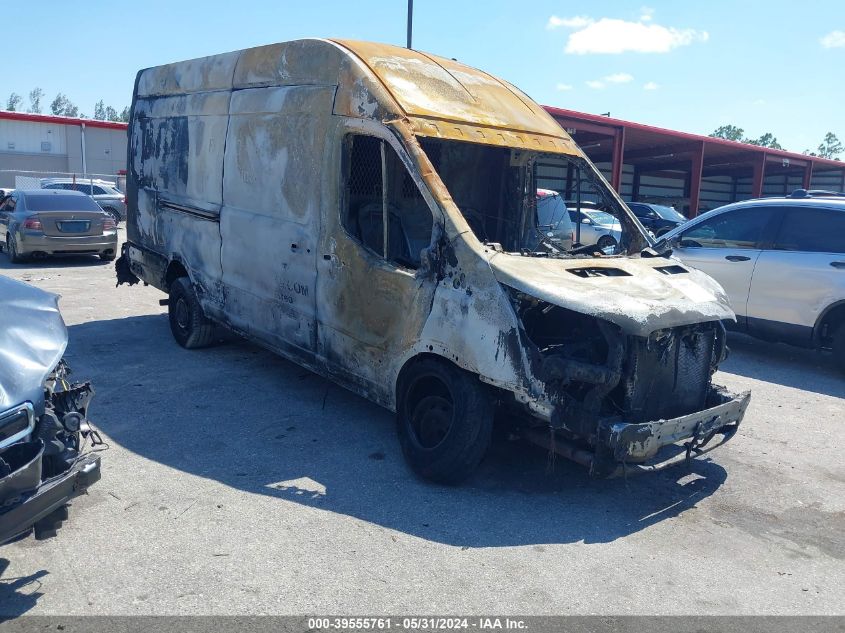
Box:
[117,39,749,482]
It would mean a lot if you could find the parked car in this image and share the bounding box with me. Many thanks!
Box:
[0,275,101,545]
[40,178,127,222]
[0,189,118,263]
[657,190,845,369]
[117,38,748,482]
[627,202,688,236]
[536,189,574,250]
[565,201,623,250]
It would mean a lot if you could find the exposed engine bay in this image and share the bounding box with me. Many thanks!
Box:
[508,289,747,477]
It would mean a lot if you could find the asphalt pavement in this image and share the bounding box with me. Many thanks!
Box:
[0,230,843,616]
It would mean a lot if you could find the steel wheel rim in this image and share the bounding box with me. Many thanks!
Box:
[410,394,454,449]
[174,297,190,331]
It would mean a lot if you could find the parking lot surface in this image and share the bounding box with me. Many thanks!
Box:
[0,231,843,616]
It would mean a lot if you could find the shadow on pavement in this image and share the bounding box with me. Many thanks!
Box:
[66,314,729,548]
[721,332,844,399]
[0,559,46,615]
[0,254,107,271]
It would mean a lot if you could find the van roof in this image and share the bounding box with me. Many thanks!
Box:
[135,38,579,156]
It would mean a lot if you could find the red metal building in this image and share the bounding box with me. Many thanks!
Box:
[543,106,845,218]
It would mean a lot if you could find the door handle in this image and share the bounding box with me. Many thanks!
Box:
[725,255,751,262]
[831,261,845,269]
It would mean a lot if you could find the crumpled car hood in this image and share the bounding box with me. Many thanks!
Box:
[0,276,67,412]
[489,253,735,336]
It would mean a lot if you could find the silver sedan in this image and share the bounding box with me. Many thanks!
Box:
[0,189,118,263]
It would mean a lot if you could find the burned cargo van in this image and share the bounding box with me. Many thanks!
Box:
[117,39,750,483]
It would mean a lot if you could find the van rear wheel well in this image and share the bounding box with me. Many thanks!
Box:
[164,260,189,292]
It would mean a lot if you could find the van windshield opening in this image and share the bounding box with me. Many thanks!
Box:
[416,137,648,256]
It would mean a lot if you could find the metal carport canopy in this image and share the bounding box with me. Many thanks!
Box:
[542,105,845,217]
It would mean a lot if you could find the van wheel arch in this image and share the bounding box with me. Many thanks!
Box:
[164,259,190,292]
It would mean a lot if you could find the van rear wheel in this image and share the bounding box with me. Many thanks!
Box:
[168,277,215,349]
[396,359,493,484]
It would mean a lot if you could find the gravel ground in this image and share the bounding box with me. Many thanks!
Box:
[0,230,843,616]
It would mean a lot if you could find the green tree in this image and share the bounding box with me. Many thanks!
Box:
[118,106,130,122]
[49,93,80,117]
[93,99,106,120]
[104,105,118,121]
[6,93,22,111]
[817,132,843,160]
[28,87,44,114]
[749,133,782,150]
[710,125,745,142]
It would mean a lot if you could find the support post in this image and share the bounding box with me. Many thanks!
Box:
[631,167,641,202]
[802,163,813,190]
[688,142,705,218]
[610,127,625,192]
[751,153,766,198]
[406,0,414,49]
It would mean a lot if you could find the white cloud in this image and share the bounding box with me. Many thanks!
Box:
[547,15,592,30]
[820,30,845,48]
[586,73,633,89]
[549,14,708,54]
[640,6,655,21]
[643,81,659,90]
[556,83,573,91]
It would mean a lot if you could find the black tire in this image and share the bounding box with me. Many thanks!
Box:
[597,235,617,251]
[168,277,215,349]
[6,234,24,264]
[833,322,845,373]
[100,252,116,262]
[102,207,121,224]
[396,358,494,484]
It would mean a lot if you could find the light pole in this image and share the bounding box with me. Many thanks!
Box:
[407,0,413,49]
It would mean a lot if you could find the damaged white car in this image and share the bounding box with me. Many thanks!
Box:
[0,275,102,544]
[116,38,750,483]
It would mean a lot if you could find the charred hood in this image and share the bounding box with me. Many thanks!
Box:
[489,254,734,336]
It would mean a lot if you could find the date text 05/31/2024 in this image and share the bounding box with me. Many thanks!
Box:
[307,618,528,631]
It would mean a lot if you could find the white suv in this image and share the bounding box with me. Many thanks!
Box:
[658,190,845,369]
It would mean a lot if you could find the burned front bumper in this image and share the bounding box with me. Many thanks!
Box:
[525,387,750,478]
[0,441,101,545]
[593,387,750,478]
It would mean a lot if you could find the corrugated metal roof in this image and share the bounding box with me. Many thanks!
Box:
[0,110,127,131]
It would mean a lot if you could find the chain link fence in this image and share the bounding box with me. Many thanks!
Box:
[0,169,125,192]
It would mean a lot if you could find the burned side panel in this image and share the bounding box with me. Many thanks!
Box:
[219,85,337,355]
[128,62,234,314]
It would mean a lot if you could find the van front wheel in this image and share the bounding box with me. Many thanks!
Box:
[396,359,493,484]
[168,277,215,349]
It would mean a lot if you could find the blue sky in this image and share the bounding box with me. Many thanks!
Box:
[4,0,843,153]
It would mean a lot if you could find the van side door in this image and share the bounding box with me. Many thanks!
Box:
[220,86,336,357]
[316,129,438,406]
[746,205,845,344]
